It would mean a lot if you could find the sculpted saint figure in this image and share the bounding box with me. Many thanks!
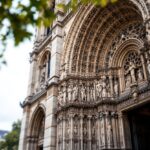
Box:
[114,79,119,96]
[137,69,143,81]
[67,84,72,102]
[96,79,103,99]
[80,84,86,101]
[125,75,131,88]
[102,79,107,97]
[72,84,78,101]
[127,62,136,83]
[40,71,46,88]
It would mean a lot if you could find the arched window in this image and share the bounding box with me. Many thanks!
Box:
[39,52,51,89]
[123,51,143,89]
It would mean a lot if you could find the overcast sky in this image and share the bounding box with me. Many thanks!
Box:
[0,39,33,131]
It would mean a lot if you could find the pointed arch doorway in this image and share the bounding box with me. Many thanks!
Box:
[28,107,45,150]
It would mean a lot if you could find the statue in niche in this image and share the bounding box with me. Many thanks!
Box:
[74,124,78,136]
[126,62,137,83]
[40,71,46,87]
[102,78,107,97]
[86,82,90,102]
[137,69,144,81]
[106,83,111,97]
[92,123,96,137]
[58,89,64,106]
[67,84,73,102]
[90,83,96,101]
[114,79,119,96]
[83,124,87,136]
[147,60,150,75]
[80,84,86,101]
[107,118,113,146]
[125,74,131,88]
[95,79,103,99]
[63,85,67,103]
[72,83,78,101]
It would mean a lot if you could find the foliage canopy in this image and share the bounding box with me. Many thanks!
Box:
[0,0,118,65]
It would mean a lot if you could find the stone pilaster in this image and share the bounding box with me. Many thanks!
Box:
[27,53,37,96]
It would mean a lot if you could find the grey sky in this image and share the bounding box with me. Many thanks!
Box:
[0,40,32,131]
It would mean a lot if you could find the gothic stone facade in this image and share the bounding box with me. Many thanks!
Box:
[19,0,150,150]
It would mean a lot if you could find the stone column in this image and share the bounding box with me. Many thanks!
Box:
[140,51,147,80]
[99,112,106,149]
[70,114,74,150]
[62,116,66,150]
[97,113,101,149]
[106,112,113,149]
[111,112,119,149]
[118,112,132,149]
[80,114,83,150]
[88,116,92,150]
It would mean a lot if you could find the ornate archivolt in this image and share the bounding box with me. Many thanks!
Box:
[61,0,149,77]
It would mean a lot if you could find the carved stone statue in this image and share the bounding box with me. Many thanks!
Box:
[40,71,45,86]
[67,84,72,102]
[83,124,87,136]
[127,62,136,83]
[72,84,78,101]
[58,90,64,106]
[74,124,78,135]
[90,83,96,101]
[125,75,131,88]
[137,69,143,81]
[96,79,103,99]
[102,79,107,97]
[63,85,67,103]
[114,79,119,96]
[80,84,86,101]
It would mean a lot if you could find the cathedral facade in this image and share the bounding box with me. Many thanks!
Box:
[19,0,150,149]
